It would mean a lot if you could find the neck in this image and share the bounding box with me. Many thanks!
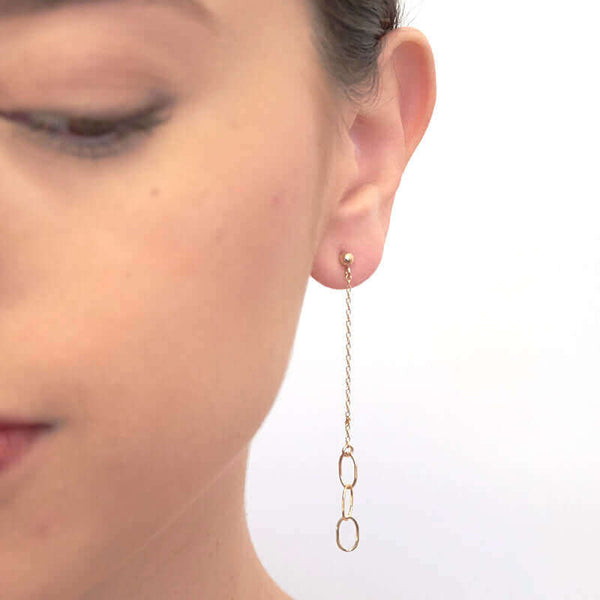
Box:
[82,444,291,600]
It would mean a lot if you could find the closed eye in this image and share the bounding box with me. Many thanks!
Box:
[0,98,174,160]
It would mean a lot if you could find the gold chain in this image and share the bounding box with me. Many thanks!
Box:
[336,252,359,552]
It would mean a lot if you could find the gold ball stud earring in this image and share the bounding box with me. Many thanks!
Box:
[336,251,360,552]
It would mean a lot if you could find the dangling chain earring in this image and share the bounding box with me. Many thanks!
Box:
[336,251,360,552]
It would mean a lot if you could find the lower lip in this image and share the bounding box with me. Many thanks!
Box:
[0,424,55,475]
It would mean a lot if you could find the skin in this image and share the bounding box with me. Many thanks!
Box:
[0,1,436,599]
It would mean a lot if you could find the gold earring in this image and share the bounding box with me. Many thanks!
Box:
[336,251,359,552]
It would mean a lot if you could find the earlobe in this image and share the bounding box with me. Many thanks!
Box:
[310,183,386,290]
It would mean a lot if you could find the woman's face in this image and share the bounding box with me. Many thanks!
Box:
[0,0,352,596]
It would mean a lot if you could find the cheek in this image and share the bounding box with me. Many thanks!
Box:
[49,142,307,473]
[76,177,312,463]
[75,171,314,546]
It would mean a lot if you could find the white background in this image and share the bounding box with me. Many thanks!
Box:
[247,0,600,598]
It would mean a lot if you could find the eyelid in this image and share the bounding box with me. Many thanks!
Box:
[0,94,175,161]
[14,91,177,122]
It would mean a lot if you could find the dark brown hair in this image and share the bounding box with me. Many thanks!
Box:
[308,0,406,107]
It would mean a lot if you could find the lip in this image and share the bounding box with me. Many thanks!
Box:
[0,422,57,475]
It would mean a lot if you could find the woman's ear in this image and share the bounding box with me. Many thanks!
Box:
[311,26,436,289]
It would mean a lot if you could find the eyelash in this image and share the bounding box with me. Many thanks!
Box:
[0,101,172,160]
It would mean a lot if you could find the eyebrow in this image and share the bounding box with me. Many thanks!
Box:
[0,0,216,26]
